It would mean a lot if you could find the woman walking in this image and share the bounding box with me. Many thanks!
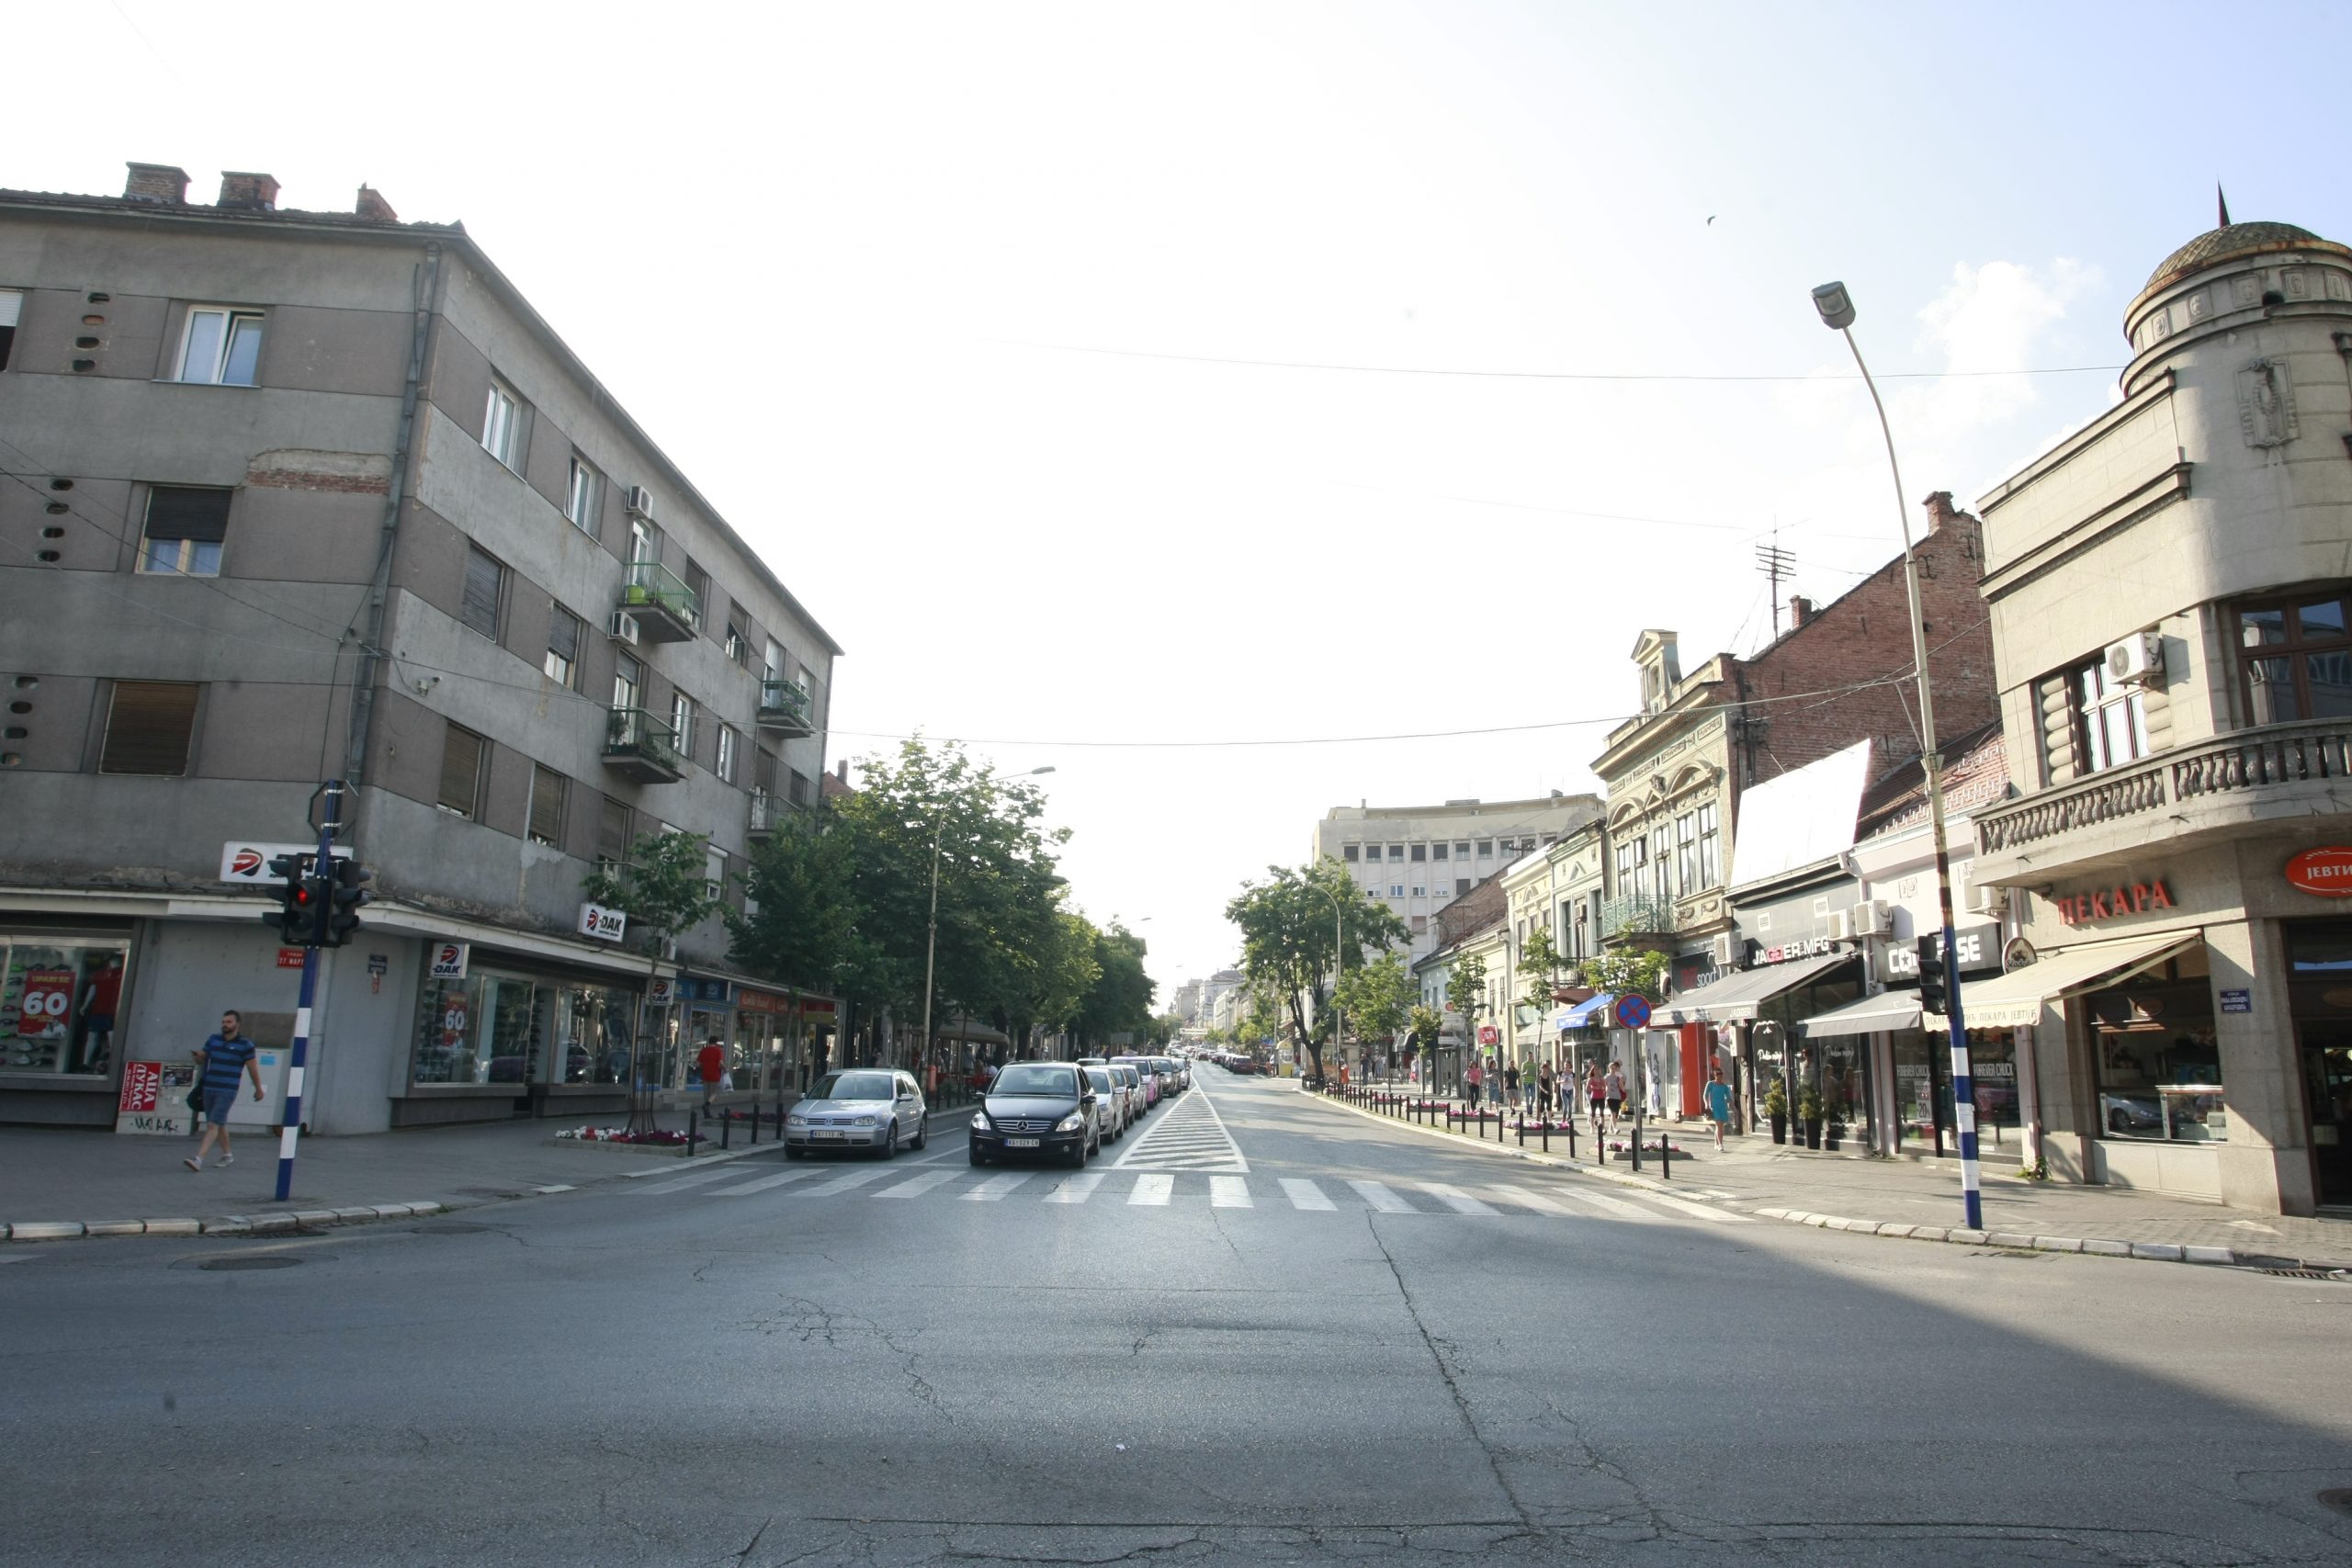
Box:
[1585,1061,1606,1139]
[1536,1062,1555,1121]
[1605,1060,1627,1132]
[1464,1056,1484,1112]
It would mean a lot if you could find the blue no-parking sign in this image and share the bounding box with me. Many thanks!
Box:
[1613,994,1653,1030]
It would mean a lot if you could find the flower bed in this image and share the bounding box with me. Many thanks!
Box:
[542,1126,707,1157]
[1608,1137,1688,1156]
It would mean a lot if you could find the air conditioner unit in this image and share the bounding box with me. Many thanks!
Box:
[1826,909,1854,942]
[1710,933,1736,968]
[1972,884,2010,918]
[624,484,656,520]
[605,611,639,646]
[1852,900,1892,938]
[2104,632,2163,686]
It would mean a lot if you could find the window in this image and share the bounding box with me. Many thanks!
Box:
[1408,843,1425,862]
[725,617,752,666]
[787,767,814,807]
[716,723,740,784]
[2071,657,2151,773]
[612,652,641,712]
[1389,884,1406,898]
[753,747,779,798]
[670,691,695,758]
[1388,844,1405,862]
[597,796,632,865]
[1363,844,1381,863]
[2238,594,2352,725]
[629,518,659,566]
[437,723,486,818]
[763,637,785,683]
[1476,840,1493,856]
[1697,804,1720,889]
[1651,825,1673,900]
[458,547,503,640]
[536,606,580,689]
[1675,812,1699,895]
[527,764,567,847]
[1410,915,1428,934]
[1432,842,1449,862]
[1454,840,1471,857]
[680,558,709,628]
[704,843,727,901]
[1342,844,1359,862]
[482,380,522,468]
[564,456,600,536]
[175,306,263,386]
[1456,877,1471,896]
[0,289,19,371]
[98,682,199,774]
[138,487,231,576]
[1410,885,1426,898]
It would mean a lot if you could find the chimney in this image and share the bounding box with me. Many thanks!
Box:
[355,185,399,222]
[1922,490,1961,532]
[835,759,849,783]
[1789,595,1815,629]
[216,171,280,210]
[123,163,189,204]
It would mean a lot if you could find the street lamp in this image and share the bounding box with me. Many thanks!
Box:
[1811,280,1983,1231]
[920,765,1055,1071]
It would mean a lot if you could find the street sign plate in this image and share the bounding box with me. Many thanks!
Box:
[1612,994,1653,1030]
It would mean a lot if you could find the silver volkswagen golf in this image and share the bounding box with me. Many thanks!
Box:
[783,1068,928,1158]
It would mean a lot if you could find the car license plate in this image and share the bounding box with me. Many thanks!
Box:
[814,1131,844,1141]
[1005,1137,1040,1148]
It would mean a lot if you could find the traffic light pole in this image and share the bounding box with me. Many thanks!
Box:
[276,780,346,1202]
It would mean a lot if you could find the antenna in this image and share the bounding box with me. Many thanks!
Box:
[1755,533,1795,641]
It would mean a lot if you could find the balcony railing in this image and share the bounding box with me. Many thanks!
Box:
[1600,892,1678,939]
[748,791,782,837]
[756,678,815,738]
[616,561,699,643]
[1977,718,2352,854]
[603,705,684,784]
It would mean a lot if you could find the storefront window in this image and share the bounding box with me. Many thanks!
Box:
[414,975,488,1084]
[4,939,131,1077]
[2087,981,2223,1142]
[553,984,637,1085]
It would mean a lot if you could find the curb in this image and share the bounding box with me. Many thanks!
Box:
[1295,1089,2352,1277]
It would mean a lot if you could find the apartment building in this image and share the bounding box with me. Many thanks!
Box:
[1967,215,2352,1216]
[0,164,839,1134]
[1312,794,1599,957]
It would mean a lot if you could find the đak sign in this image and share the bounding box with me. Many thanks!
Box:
[578,902,628,942]
[428,942,469,980]
[2285,847,2352,897]
[219,840,351,884]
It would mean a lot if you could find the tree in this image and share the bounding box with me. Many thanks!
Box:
[1073,922,1156,1047]
[726,802,875,1089]
[584,829,715,1129]
[1226,858,1408,1080]
[1579,947,1669,1002]
[1406,1004,1443,1066]
[1333,950,1415,1068]
[1445,951,1488,1067]
[1518,926,1566,1018]
[1145,1012,1182,1049]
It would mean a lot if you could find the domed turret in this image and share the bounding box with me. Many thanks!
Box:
[2120,216,2352,392]
[2142,221,2332,296]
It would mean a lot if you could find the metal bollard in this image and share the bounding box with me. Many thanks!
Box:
[1660,1133,1671,1180]
[751,1102,760,1144]
[1630,1115,1640,1173]
[1516,1116,1525,1147]
[721,1109,731,1150]
[687,1108,699,1155]
[1540,1118,1548,1154]
[1565,1121,1575,1160]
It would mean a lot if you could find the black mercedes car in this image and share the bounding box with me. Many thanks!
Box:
[970,1060,1099,1168]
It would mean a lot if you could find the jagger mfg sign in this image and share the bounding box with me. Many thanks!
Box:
[2054,880,2174,926]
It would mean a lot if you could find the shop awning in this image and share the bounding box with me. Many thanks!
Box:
[1799,990,1922,1039]
[1657,951,1856,1025]
[1927,931,2200,1031]
[1556,993,1615,1030]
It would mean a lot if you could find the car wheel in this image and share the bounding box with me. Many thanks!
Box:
[911,1114,928,1151]
[969,1144,989,1168]
[878,1121,899,1160]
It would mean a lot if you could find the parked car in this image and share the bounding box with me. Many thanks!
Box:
[1114,1055,1160,1106]
[971,1060,1099,1168]
[1082,1066,1123,1143]
[783,1069,927,1159]
[1147,1055,1183,1097]
[1111,1063,1144,1126]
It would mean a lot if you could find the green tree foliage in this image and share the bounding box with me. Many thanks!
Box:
[1579,946,1670,1001]
[1407,1004,1443,1056]
[1444,952,1487,1038]
[583,829,714,1124]
[727,802,867,998]
[1074,922,1157,1046]
[1227,858,1408,1079]
[1518,926,1566,1017]
[1334,949,1415,1053]
[1145,1012,1182,1049]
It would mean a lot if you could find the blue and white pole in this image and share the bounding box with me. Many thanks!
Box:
[1812,282,1984,1231]
[275,780,344,1202]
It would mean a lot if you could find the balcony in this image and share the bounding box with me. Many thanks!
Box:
[1974,718,2352,876]
[1600,892,1678,942]
[747,790,783,840]
[756,678,815,738]
[616,562,699,643]
[602,706,684,784]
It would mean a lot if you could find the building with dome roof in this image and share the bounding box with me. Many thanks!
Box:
[1966,211,2352,1217]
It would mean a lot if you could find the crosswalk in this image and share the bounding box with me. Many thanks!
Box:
[1113,1090,1249,1172]
[633,1162,1748,1224]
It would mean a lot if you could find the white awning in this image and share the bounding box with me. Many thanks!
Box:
[1657,951,1856,1025]
[1800,990,1922,1039]
[1928,931,2201,1031]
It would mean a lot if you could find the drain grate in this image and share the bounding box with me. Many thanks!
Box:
[198,1256,303,1271]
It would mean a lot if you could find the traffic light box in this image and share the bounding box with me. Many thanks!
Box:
[268,852,319,944]
[1916,935,1949,1015]
[324,858,374,947]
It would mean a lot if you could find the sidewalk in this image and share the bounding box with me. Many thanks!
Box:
[0,1105,978,1242]
[1307,1084,2352,1272]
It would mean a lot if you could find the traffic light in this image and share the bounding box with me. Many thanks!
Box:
[324,858,374,947]
[268,852,318,944]
[1916,935,1949,1015]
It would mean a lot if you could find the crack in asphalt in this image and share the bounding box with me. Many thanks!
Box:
[739,1292,952,1424]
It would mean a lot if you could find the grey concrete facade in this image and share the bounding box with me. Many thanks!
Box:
[0,167,840,1134]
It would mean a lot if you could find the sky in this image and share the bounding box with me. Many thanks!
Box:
[22,0,2352,999]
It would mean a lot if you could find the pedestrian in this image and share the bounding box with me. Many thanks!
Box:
[1537,1063,1555,1121]
[1501,1061,1520,1113]
[1585,1061,1606,1137]
[1702,1064,1733,1152]
[1464,1057,1483,1111]
[696,1036,725,1109]
[184,1010,263,1172]
[1605,1059,1626,1132]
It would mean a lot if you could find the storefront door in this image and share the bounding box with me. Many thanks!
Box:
[2301,1026,2352,1209]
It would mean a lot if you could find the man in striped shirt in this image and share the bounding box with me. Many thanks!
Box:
[185,1010,264,1172]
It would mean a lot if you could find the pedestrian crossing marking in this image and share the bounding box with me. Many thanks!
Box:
[1113,1089,1249,1173]
[1552,1186,1650,1221]
[637,1167,752,1195]
[873,1169,963,1200]
[1044,1172,1105,1205]
[1629,1190,1754,1224]
[1281,1178,1335,1211]
[709,1168,821,1197]
[962,1172,1032,1201]
[1128,1173,1174,1206]
[1347,1180,1415,1214]
[1209,1175,1251,1209]
[1486,1183,1572,1216]
[1422,1184,1498,1216]
[795,1168,894,1197]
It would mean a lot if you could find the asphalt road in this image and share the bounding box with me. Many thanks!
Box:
[6,1066,2350,1567]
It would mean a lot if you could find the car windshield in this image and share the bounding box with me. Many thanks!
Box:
[993,1064,1078,1097]
[1084,1068,1113,1090]
[811,1071,895,1101]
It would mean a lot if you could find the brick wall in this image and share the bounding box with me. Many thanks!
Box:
[1731,492,1996,788]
